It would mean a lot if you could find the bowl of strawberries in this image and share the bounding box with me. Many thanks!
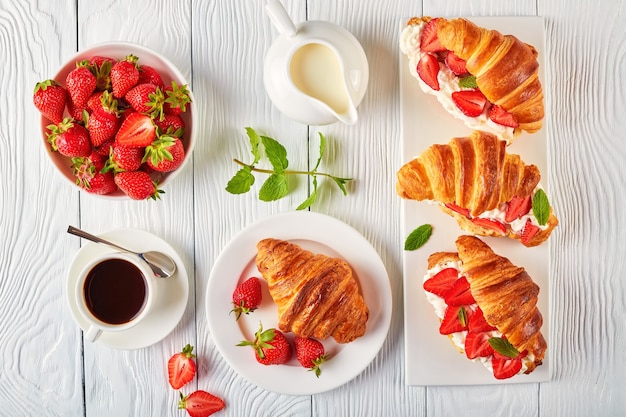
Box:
[34,41,195,200]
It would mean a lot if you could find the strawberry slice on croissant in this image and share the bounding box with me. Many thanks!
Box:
[396,130,558,247]
[424,235,546,379]
[400,16,544,142]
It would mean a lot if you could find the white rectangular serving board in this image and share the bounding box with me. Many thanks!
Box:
[400,16,552,386]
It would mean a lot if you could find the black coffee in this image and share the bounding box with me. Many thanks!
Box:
[84,259,147,325]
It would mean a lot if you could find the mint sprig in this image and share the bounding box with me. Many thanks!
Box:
[226,128,352,209]
[488,337,520,358]
[532,189,550,225]
[404,224,433,251]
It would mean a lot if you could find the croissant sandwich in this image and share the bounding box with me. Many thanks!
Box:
[424,235,546,379]
[400,16,544,142]
[255,238,369,343]
[396,130,558,247]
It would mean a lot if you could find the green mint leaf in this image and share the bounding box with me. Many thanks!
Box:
[258,173,288,201]
[404,224,433,251]
[459,75,478,88]
[225,167,255,194]
[488,337,520,358]
[532,189,550,225]
[458,306,468,327]
[245,127,262,165]
[297,176,318,210]
[261,135,288,174]
[312,132,326,172]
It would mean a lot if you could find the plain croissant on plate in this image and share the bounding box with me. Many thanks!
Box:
[425,235,546,377]
[396,130,558,246]
[255,238,369,343]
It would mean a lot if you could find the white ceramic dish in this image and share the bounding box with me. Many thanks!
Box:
[66,228,189,349]
[41,41,195,199]
[399,17,551,385]
[206,211,392,395]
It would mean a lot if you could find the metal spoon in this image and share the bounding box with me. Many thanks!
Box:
[67,225,177,278]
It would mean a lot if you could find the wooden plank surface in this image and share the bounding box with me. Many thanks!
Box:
[0,0,624,415]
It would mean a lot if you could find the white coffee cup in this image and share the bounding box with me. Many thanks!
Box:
[75,252,158,342]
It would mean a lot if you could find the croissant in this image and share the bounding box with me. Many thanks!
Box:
[401,17,544,139]
[396,130,558,246]
[255,238,369,343]
[424,235,546,377]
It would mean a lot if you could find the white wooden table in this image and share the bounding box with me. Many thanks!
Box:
[1,0,625,416]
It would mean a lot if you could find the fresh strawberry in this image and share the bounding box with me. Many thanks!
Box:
[445,51,468,75]
[144,136,185,172]
[445,203,471,218]
[33,80,67,124]
[114,170,162,200]
[87,91,106,112]
[94,139,114,157]
[439,305,470,335]
[66,99,88,121]
[178,390,225,417]
[103,141,144,172]
[505,195,532,222]
[420,18,445,52]
[72,152,117,195]
[417,53,440,91]
[163,81,192,115]
[110,54,139,98]
[237,323,292,365]
[423,267,459,297]
[154,113,185,135]
[519,219,540,244]
[230,277,262,320]
[471,217,507,235]
[444,276,475,306]
[138,64,165,87]
[489,104,519,127]
[468,306,497,333]
[167,344,197,390]
[492,351,523,379]
[125,83,164,118]
[294,336,328,377]
[115,112,156,147]
[46,118,92,157]
[65,61,97,107]
[86,91,120,146]
[451,90,488,117]
[465,331,495,359]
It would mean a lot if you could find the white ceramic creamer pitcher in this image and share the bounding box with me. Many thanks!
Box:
[263,0,369,125]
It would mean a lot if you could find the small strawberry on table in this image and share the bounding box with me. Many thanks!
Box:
[179,391,225,417]
[167,344,197,390]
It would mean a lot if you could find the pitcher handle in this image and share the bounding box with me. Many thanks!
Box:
[265,0,297,37]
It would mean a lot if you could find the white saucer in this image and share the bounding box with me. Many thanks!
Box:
[66,228,189,349]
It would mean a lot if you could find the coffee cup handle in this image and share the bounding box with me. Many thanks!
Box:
[84,325,102,343]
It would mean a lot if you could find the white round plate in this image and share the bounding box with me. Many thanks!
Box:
[206,211,392,395]
[67,228,189,349]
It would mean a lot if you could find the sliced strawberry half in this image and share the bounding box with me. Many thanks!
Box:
[444,276,475,306]
[445,203,471,218]
[445,51,468,75]
[505,195,532,222]
[465,331,495,359]
[439,305,471,335]
[520,219,541,244]
[451,90,488,117]
[423,267,459,297]
[489,104,519,127]
[115,112,156,147]
[468,306,497,333]
[471,217,507,235]
[492,351,523,379]
[417,53,440,91]
[420,18,445,52]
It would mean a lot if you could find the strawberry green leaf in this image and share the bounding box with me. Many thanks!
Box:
[226,167,255,194]
[245,127,262,165]
[261,135,288,174]
[532,189,550,225]
[259,173,288,201]
[404,224,433,250]
[488,337,520,358]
